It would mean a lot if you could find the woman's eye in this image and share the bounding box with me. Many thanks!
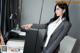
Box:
[56,8,59,10]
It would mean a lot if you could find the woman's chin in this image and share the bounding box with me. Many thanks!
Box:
[56,15,59,17]
[57,15,59,17]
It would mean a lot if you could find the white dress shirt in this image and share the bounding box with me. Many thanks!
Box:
[44,17,64,47]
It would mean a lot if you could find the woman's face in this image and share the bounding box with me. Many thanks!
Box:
[55,5,65,17]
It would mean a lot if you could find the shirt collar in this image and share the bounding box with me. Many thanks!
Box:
[55,16,63,23]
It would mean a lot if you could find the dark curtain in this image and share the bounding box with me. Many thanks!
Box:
[1,0,19,39]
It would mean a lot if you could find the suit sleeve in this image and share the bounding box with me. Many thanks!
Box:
[31,18,54,29]
[43,21,71,53]
[31,23,48,29]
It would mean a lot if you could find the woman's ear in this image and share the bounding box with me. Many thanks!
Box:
[63,9,66,13]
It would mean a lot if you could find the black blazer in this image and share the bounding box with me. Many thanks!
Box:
[32,17,71,53]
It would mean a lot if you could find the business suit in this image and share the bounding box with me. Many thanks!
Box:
[32,17,71,53]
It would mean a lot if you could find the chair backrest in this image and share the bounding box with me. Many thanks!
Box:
[58,36,77,53]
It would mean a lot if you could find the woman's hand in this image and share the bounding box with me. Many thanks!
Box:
[21,24,33,30]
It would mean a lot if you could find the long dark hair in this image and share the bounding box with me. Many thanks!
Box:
[51,1,69,22]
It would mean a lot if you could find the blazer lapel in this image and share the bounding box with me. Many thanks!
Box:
[46,18,66,48]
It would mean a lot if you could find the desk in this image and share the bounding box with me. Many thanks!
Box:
[1,39,25,53]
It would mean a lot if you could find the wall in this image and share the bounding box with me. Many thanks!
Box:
[69,0,80,39]
[21,0,56,25]
[21,0,42,24]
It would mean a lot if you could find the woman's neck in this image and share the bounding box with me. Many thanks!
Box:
[58,16,62,20]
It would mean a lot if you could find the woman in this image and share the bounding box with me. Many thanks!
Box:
[21,1,71,53]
